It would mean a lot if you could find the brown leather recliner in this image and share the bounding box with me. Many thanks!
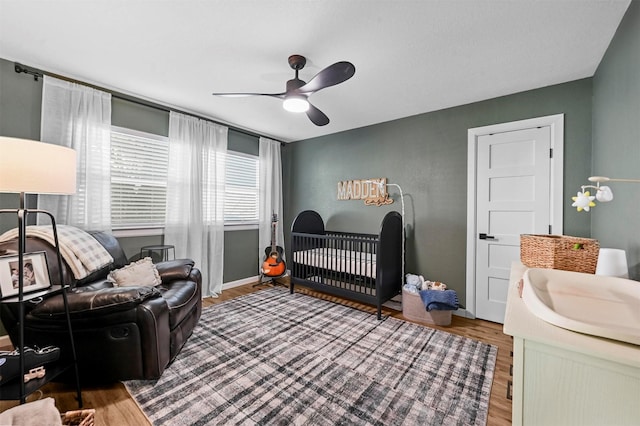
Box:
[0,231,202,383]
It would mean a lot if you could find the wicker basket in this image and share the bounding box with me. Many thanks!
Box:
[520,234,599,274]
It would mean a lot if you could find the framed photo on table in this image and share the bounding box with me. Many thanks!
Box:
[0,251,52,299]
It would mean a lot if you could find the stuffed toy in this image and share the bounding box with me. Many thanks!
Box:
[571,190,596,212]
[405,273,424,287]
[429,281,447,291]
[405,274,427,291]
[406,274,448,291]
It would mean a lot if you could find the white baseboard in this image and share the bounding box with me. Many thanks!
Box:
[223,270,291,291]
[223,275,260,290]
[453,308,474,319]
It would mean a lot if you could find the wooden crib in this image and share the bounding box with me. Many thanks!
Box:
[290,210,403,319]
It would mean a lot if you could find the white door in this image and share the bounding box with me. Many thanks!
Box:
[474,127,551,323]
[467,114,564,323]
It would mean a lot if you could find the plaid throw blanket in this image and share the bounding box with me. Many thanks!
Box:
[0,225,113,279]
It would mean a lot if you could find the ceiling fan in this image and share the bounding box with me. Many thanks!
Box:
[212,55,356,126]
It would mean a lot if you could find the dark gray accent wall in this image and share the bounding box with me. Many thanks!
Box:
[229,129,259,156]
[592,0,640,279]
[224,229,260,282]
[283,79,594,305]
[112,97,169,136]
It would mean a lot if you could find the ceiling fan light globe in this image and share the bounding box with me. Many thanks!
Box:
[283,96,309,113]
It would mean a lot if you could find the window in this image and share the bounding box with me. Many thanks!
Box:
[110,126,258,230]
[224,151,259,226]
[110,127,169,229]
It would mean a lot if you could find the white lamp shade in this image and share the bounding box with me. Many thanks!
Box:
[0,137,76,195]
[595,248,629,278]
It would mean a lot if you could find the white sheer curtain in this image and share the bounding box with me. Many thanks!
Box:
[258,137,285,266]
[165,111,228,297]
[39,76,112,231]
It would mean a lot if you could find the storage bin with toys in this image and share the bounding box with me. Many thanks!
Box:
[402,274,459,326]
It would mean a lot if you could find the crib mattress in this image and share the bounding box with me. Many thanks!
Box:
[293,248,377,279]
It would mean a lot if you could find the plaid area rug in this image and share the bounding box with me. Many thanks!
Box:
[125,288,497,425]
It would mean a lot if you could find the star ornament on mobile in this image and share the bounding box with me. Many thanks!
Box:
[571,190,596,212]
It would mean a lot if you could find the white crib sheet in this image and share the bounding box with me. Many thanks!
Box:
[293,248,377,279]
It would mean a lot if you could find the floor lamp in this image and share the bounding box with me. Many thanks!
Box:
[0,136,80,405]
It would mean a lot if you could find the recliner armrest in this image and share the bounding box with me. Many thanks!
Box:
[155,259,196,283]
[30,286,161,319]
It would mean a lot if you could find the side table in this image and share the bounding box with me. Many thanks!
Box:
[140,245,175,263]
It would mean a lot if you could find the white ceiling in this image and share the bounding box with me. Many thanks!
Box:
[0,1,631,142]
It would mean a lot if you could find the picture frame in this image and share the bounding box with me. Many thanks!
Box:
[0,251,52,299]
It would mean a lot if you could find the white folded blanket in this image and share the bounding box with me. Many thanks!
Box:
[0,225,114,280]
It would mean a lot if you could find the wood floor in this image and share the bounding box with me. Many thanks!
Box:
[0,282,513,425]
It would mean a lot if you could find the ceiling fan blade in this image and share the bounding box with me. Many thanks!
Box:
[306,103,330,126]
[298,61,355,94]
[212,92,285,99]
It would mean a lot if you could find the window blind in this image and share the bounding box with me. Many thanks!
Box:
[110,127,258,229]
[110,127,169,228]
[225,151,259,225]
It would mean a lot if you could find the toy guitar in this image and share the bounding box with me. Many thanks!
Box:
[262,213,286,277]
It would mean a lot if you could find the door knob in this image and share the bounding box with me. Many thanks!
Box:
[479,233,496,240]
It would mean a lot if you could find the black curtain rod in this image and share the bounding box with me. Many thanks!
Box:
[14,62,268,141]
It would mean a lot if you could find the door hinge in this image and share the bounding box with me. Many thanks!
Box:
[549,225,552,234]
[549,148,553,158]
